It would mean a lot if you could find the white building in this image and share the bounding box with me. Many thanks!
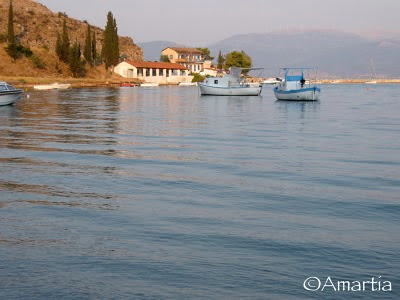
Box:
[114,61,194,84]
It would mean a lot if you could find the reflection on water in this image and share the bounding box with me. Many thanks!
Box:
[0,86,399,299]
[275,100,320,120]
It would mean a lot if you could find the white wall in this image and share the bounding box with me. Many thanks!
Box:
[114,62,193,84]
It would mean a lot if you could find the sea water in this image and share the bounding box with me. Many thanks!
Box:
[0,85,399,299]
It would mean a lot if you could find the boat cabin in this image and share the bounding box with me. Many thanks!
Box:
[283,69,306,91]
[0,82,17,92]
[278,68,318,91]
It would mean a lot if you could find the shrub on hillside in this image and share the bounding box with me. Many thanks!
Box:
[5,43,33,60]
[31,54,46,69]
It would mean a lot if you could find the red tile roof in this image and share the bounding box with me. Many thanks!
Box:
[125,61,187,70]
[164,47,204,54]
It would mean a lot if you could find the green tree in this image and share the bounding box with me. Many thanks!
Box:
[224,50,252,71]
[102,11,120,69]
[160,55,170,62]
[55,33,62,59]
[7,0,15,45]
[57,19,70,63]
[84,24,92,65]
[191,72,205,83]
[111,17,119,65]
[69,40,85,77]
[197,47,214,60]
[5,1,33,61]
[92,30,97,66]
[217,50,225,69]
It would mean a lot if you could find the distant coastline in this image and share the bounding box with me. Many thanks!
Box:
[4,76,400,90]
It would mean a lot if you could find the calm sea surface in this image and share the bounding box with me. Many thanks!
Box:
[0,85,399,299]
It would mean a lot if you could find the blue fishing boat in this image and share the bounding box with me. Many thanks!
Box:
[274,68,320,101]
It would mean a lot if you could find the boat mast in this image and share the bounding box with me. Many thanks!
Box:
[370,58,377,79]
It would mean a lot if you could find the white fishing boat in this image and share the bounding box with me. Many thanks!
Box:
[0,82,23,106]
[273,68,320,101]
[140,83,159,87]
[263,77,283,85]
[198,67,264,96]
[33,83,71,90]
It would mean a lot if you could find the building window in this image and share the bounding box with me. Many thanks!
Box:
[159,69,164,76]
[181,70,185,76]
[152,69,157,76]
[172,70,179,76]
[214,80,218,84]
[198,65,200,71]
[137,68,143,76]
[146,69,150,76]
[169,55,173,59]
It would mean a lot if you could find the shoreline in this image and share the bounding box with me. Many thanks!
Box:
[3,76,400,89]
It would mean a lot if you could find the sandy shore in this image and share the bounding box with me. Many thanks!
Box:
[2,76,142,90]
[318,79,400,84]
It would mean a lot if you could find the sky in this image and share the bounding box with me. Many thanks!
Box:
[37,0,400,45]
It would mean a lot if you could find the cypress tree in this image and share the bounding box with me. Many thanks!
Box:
[60,19,70,63]
[92,30,97,66]
[84,24,92,65]
[7,0,15,45]
[102,12,119,69]
[217,50,225,69]
[55,33,62,59]
[69,40,84,77]
[111,17,119,66]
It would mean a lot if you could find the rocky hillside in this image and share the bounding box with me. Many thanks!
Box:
[0,0,143,78]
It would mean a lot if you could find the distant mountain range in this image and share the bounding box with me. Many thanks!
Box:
[140,31,400,77]
[208,31,400,78]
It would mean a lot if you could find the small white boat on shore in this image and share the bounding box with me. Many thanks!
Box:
[198,67,264,96]
[0,82,23,106]
[140,83,159,87]
[33,83,71,90]
[273,68,320,101]
[178,82,197,86]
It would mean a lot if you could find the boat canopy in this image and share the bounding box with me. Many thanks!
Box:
[286,75,303,82]
[228,67,265,78]
[280,67,318,82]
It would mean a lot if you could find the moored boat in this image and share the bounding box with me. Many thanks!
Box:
[263,77,283,85]
[140,83,159,87]
[273,68,320,101]
[0,82,23,106]
[178,82,197,86]
[120,82,139,87]
[198,67,264,96]
[33,83,71,90]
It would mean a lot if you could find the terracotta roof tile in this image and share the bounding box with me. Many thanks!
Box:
[125,61,187,70]
[166,47,204,54]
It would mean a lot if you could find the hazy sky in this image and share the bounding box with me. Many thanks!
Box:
[37,0,400,45]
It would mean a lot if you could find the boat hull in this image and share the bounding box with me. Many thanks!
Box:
[33,84,71,90]
[178,82,197,86]
[274,87,320,101]
[140,83,159,87]
[0,90,23,106]
[199,83,262,96]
